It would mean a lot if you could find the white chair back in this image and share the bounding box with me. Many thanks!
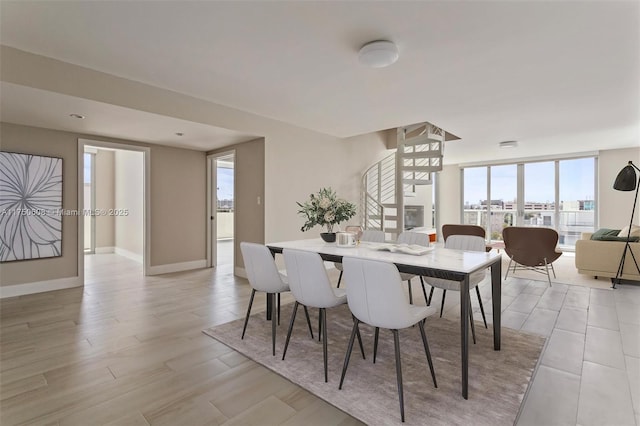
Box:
[343,257,416,329]
[361,229,385,243]
[283,248,343,308]
[397,231,429,247]
[442,235,488,285]
[240,242,288,293]
[445,235,486,252]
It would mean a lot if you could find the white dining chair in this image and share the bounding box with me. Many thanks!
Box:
[335,229,386,288]
[396,231,430,305]
[423,235,488,343]
[282,248,365,382]
[339,256,438,423]
[240,242,313,356]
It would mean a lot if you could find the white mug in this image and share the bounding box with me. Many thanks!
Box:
[336,232,357,247]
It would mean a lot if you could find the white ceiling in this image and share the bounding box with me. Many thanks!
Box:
[1,1,638,162]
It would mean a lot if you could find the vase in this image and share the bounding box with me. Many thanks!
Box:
[320,232,336,243]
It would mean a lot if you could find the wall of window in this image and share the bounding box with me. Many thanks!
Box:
[462,156,597,250]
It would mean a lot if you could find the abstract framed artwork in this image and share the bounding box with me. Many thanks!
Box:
[0,151,63,262]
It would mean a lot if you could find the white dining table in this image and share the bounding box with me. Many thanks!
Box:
[266,238,503,400]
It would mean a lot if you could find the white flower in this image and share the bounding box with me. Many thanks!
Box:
[297,187,356,233]
[319,197,331,209]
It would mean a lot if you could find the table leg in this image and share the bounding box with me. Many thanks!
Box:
[267,250,277,321]
[491,259,502,350]
[460,275,469,400]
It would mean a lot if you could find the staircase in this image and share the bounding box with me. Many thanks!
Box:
[362,122,446,238]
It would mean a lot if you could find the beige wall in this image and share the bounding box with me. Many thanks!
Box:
[114,150,144,258]
[599,147,640,228]
[149,145,206,266]
[0,123,207,287]
[95,149,115,248]
[0,123,79,286]
[271,130,390,238]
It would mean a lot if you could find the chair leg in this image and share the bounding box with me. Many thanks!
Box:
[354,315,366,360]
[420,276,429,305]
[373,327,380,364]
[544,258,552,287]
[339,319,359,390]
[417,321,437,388]
[392,329,405,423]
[321,308,328,382]
[271,293,277,356]
[427,286,434,306]
[318,308,322,341]
[337,270,343,288]
[282,301,300,360]
[407,279,413,304]
[550,262,557,278]
[505,257,514,280]
[440,289,446,318]
[277,293,281,326]
[475,286,488,329]
[241,289,256,339]
[469,298,476,345]
[303,306,314,339]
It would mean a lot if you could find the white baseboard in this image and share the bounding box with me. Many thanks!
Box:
[0,276,82,299]
[148,259,207,275]
[115,247,143,263]
[234,267,247,278]
[95,246,115,254]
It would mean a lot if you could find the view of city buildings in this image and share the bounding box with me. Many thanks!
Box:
[217,199,234,211]
[464,199,595,246]
[462,157,596,249]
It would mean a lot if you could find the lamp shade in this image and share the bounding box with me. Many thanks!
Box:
[613,164,638,191]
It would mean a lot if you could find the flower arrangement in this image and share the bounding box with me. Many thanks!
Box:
[297,187,357,233]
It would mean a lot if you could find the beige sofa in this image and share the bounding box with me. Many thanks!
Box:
[575,232,640,281]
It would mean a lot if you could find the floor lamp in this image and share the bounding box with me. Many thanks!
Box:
[612,161,640,288]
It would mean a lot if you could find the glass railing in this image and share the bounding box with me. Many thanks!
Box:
[462,209,595,250]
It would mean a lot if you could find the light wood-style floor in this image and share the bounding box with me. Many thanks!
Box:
[0,253,362,426]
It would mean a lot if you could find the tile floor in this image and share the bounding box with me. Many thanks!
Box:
[447,275,640,426]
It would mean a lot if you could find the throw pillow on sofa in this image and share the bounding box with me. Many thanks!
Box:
[591,228,622,240]
[599,235,640,242]
[618,225,640,239]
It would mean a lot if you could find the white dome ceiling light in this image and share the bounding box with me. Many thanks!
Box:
[358,40,399,68]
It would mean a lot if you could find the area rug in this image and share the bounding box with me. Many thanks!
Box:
[203,303,546,426]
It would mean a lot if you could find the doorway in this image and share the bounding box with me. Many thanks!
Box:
[78,139,150,281]
[207,151,235,270]
[83,150,96,253]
